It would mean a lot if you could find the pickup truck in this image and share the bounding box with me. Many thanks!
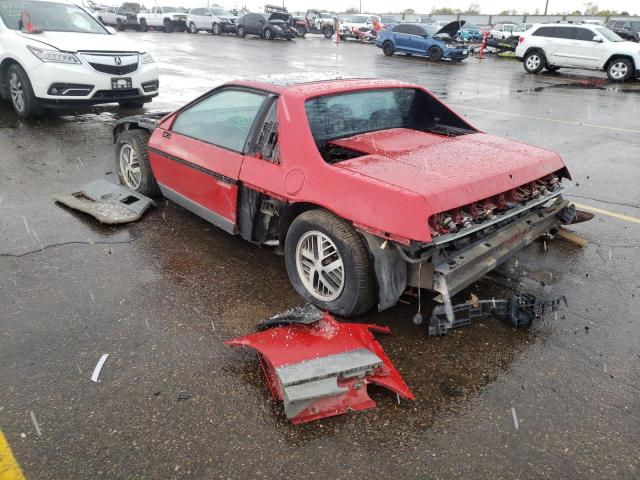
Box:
[137,6,188,33]
[96,6,139,31]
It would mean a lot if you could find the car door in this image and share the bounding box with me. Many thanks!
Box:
[407,25,428,53]
[569,27,605,67]
[199,9,212,30]
[147,88,269,232]
[391,25,412,51]
[552,27,583,66]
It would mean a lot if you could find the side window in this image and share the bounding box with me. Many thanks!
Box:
[554,27,574,39]
[623,22,631,29]
[192,8,200,15]
[172,90,266,152]
[532,26,553,37]
[392,24,411,34]
[574,28,595,41]
[150,7,156,14]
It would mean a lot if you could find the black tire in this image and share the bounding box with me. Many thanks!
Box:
[523,49,546,73]
[118,100,145,109]
[116,19,125,31]
[188,22,197,34]
[607,57,633,82]
[428,46,443,61]
[97,16,104,24]
[163,19,173,33]
[382,41,394,56]
[322,26,333,38]
[139,18,148,32]
[544,65,560,72]
[263,27,273,40]
[6,64,42,119]
[212,22,221,34]
[237,25,245,37]
[284,209,375,317]
[115,129,160,197]
[339,34,346,40]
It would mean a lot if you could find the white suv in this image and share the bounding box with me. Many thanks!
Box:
[516,24,640,82]
[187,7,237,35]
[0,0,159,118]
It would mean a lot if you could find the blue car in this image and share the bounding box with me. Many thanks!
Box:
[376,21,469,62]
[459,22,483,41]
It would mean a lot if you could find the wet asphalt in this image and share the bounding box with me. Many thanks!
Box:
[1,33,639,479]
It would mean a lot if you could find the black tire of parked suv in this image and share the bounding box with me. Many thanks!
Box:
[382,41,394,56]
[428,46,443,61]
[606,57,633,82]
[115,129,161,197]
[163,19,173,33]
[284,209,376,318]
[523,50,546,73]
[545,65,561,72]
[212,22,221,34]
[237,25,245,37]
[6,64,42,119]
[322,26,333,38]
[139,18,148,32]
[118,100,145,109]
[189,22,197,33]
[116,19,125,31]
[263,27,274,40]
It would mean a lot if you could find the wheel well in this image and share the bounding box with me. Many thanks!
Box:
[604,54,635,70]
[278,202,325,247]
[0,58,20,100]
[112,122,151,142]
[524,47,545,58]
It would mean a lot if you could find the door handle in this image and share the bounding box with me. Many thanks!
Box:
[162,131,172,139]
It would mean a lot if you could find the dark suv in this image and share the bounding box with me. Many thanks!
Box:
[605,19,640,42]
[236,12,295,40]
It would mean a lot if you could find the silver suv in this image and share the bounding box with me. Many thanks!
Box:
[516,23,640,82]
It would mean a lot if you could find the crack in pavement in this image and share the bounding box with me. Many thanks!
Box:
[0,238,136,258]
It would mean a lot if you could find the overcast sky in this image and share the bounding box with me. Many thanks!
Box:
[204,0,638,15]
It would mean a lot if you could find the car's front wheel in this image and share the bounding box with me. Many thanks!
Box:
[163,19,173,33]
[607,57,633,82]
[523,50,546,73]
[284,209,375,317]
[115,129,160,197]
[382,41,394,56]
[116,19,125,31]
[428,46,443,61]
[237,25,245,37]
[212,22,221,34]
[139,18,148,32]
[322,26,333,38]
[7,64,42,119]
[189,22,197,33]
[263,27,273,40]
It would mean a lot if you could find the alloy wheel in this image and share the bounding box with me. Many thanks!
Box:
[610,61,628,80]
[119,144,142,190]
[9,72,25,113]
[295,230,345,301]
[526,54,541,70]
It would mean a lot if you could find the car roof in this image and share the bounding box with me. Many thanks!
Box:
[230,74,411,96]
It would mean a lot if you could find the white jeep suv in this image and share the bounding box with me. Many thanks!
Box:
[187,7,237,35]
[0,0,159,118]
[516,23,640,82]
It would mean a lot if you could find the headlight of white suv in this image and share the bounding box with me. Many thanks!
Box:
[140,52,155,64]
[27,45,81,64]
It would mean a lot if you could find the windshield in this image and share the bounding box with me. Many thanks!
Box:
[347,15,368,23]
[0,0,107,33]
[211,8,232,15]
[596,27,623,41]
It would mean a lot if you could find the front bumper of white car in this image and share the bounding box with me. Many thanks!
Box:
[27,52,159,106]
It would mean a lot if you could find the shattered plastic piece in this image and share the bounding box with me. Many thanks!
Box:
[227,311,414,424]
[54,179,154,224]
[256,303,324,331]
[428,294,567,336]
[91,353,109,382]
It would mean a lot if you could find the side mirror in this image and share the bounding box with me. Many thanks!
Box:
[593,35,603,42]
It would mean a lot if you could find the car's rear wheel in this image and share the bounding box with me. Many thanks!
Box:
[139,18,148,32]
[607,58,633,82]
[263,27,273,40]
[382,41,394,56]
[7,64,42,119]
[523,50,545,73]
[237,25,245,37]
[428,46,443,61]
[115,129,160,197]
[284,209,375,317]
[322,26,333,38]
[163,19,173,33]
[212,22,221,34]
[189,22,197,33]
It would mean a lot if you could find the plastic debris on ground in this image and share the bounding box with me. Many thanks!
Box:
[428,293,567,337]
[54,179,154,224]
[226,304,414,424]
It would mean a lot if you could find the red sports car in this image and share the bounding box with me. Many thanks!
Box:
[113,76,575,317]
